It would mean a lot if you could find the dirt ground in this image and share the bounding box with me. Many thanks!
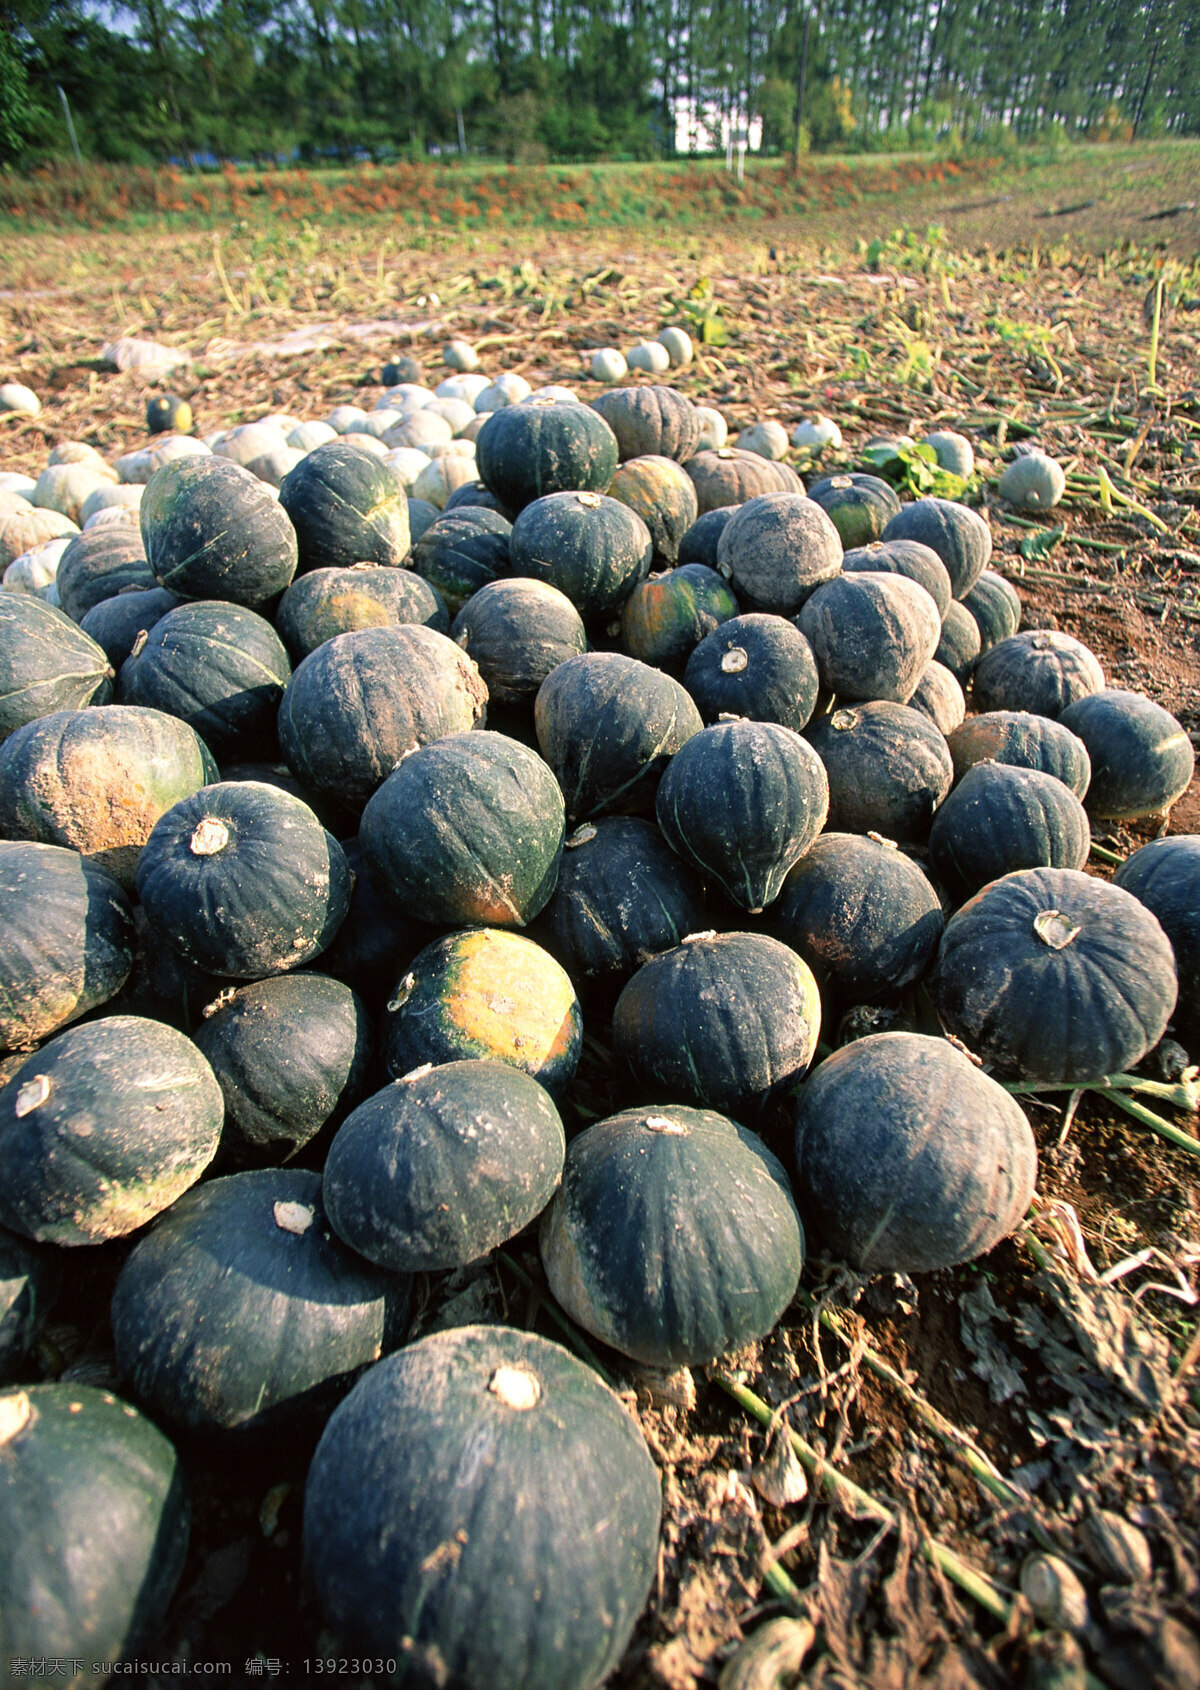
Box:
[2,185,1199,1689]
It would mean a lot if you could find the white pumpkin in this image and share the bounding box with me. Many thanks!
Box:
[324,405,369,433]
[0,382,40,417]
[922,429,975,479]
[694,406,728,451]
[626,341,671,375]
[998,450,1066,511]
[791,416,843,452]
[590,348,628,384]
[736,420,790,461]
[288,421,339,452]
[436,373,491,405]
[658,327,694,367]
[475,373,533,412]
[2,537,70,595]
[443,339,481,372]
[413,454,478,509]
[382,449,433,489]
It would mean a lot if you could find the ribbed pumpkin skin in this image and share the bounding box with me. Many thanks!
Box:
[408,508,513,615]
[80,587,181,670]
[806,473,901,549]
[275,564,448,660]
[450,578,587,705]
[806,702,953,842]
[0,1227,59,1374]
[934,599,983,684]
[656,720,829,911]
[535,651,702,821]
[607,455,700,567]
[683,613,821,732]
[0,841,134,1052]
[1059,690,1195,821]
[533,817,706,993]
[278,439,410,572]
[946,710,1091,798]
[881,497,992,600]
[716,493,843,615]
[136,782,352,979]
[678,507,736,569]
[0,705,216,889]
[476,398,620,513]
[142,456,298,605]
[323,1060,566,1273]
[118,599,291,762]
[0,1016,222,1246]
[928,762,1091,905]
[303,1325,661,1690]
[798,571,941,703]
[384,928,583,1096]
[192,974,374,1161]
[619,564,739,670]
[540,1106,803,1366]
[509,490,653,620]
[359,731,565,927]
[930,867,1178,1083]
[794,1033,1037,1273]
[774,832,943,1004]
[0,1383,190,1670]
[972,629,1105,719]
[55,526,152,621]
[909,661,965,736]
[963,569,1021,651]
[842,538,953,619]
[613,932,821,1111]
[590,385,702,462]
[0,595,114,741]
[277,624,488,808]
[1114,837,1200,1044]
[111,1169,410,1435]
[685,447,803,514]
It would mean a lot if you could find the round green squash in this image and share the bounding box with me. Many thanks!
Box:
[962,569,1021,651]
[715,492,842,616]
[946,710,1091,799]
[0,1015,222,1245]
[79,586,181,670]
[54,526,153,622]
[794,1033,1037,1273]
[619,564,739,670]
[476,397,619,513]
[806,472,901,549]
[0,594,114,742]
[540,1105,803,1366]
[934,598,983,684]
[678,507,736,570]
[928,761,1091,905]
[278,439,410,573]
[275,564,448,661]
[798,570,941,703]
[590,385,702,463]
[450,577,587,706]
[1059,690,1194,822]
[0,1383,190,1676]
[683,612,821,732]
[408,507,513,616]
[922,429,975,479]
[313,838,439,1015]
[972,629,1105,719]
[881,498,992,600]
[909,660,965,736]
[805,701,953,842]
[607,454,700,568]
[842,538,953,619]
[141,455,298,606]
[509,490,653,621]
[323,1059,566,1273]
[684,447,803,515]
[303,1324,661,1690]
[1114,837,1200,1047]
[111,1168,410,1435]
[0,1228,60,1377]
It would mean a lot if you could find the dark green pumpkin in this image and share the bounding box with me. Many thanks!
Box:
[806,701,953,842]
[0,1383,189,1673]
[1114,837,1200,1046]
[0,1015,222,1245]
[450,577,587,706]
[359,731,565,927]
[842,538,952,619]
[607,454,699,567]
[806,472,901,549]
[946,710,1091,798]
[677,506,736,569]
[509,490,653,621]
[933,598,983,684]
[278,439,410,573]
[1059,690,1194,822]
[928,761,1091,905]
[142,455,298,606]
[54,526,153,622]
[618,563,739,670]
[476,397,619,513]
[881,497,992,600]
[79,587,181,670]
[136,781,352,979]
[684,447,803,514]
[408,507,513,616]
[798,570,940,703]
[0,841,134,1053]
[540,1105,803,1366]
[794,1033,1037,1272]
[275,564,448,660]
[111,1168,410,1435]
[0,1227,59,1376]
[715,492,842,615]
[0,595,114,742]
[683,612,821,732]
[104,906,228,1036]
[442,480,514,521]
[313,838,438,1014]
[971,629,1105,719]
[324,1059,565,1273]
[590,385,701,463]
[909,660,965,736]
[930,867,1178,1083]
[303,1324,661,1690]
[963,569,1021,651]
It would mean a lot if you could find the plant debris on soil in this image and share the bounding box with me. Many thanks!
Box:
[3,163,1199,1689]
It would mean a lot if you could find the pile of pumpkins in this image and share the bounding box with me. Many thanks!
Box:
[0,367,1196,1689]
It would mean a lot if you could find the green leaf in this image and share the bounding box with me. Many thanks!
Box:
[1020,526,1065,562]
[700,316,728,346]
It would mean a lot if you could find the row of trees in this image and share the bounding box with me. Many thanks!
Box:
[3,0,1197,166]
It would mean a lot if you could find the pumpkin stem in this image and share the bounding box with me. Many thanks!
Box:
[190,818,230,857]
[1033,910,1080,950]
[0,1390,33,1445]
[488,1364,541,1410]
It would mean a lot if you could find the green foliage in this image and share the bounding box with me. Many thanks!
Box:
[0,36,32,163]
[861,442,968,501]
[671,278,729,347]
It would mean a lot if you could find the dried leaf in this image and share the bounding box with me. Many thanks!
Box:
[1034,1268,1172,1414]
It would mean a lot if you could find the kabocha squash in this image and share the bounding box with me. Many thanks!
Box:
[0,1383,189,1675]
[192,974,374,1162]
[921,429,975,479]
[612,932,821,1111]
[736,420,789,460]
[275,564,448,660]
[882,498,992,600]
[384,928,583,1096]
[806,702,953,842]
[359,731,565,928]
[0,841,134,1052]
[535,651,702,820]
[794,1033,1037,1273]
[998,450,1065,511]
[716,493,842,615]
[278,439,410,572]
[105,906,226,1035]
[806,473,901,549]
[842,538,952,619]
[685,447,802,514]
[683,613,821,732]
[946,710,1091,799]
[927,762,1091,905]
[408,507,513,615]
[656,719,829,911]
[443,480,514,521]
[972,629,1105,719]
[0,1227,59,1375]
[619,564,739,670]
[450,578,587,706]
[678,507,736,569]
[1114,837,1200,1046]
[909,661,966,736]
[930,867,1178,1084]
[963,569,1021,651]
[540,1106,803,1366]
[773,833,943,1005]
[476,397,619,512]
[141,455,298,606]
[80,586,180,669]
[934,599,983,684]
[0,1015,222,1245]
[136,782,351,979]
[314,838,438,1014]
[111,1169,410,1435]
[0,705,216,889]
[323,1059,566,1273]
[533,817,706,995]
[798,571,940,704]
[277,624,488,809]
[303,1324,661,1690]
[54,525,152,621]
[1058,690,1194,822]
[607,455,699,566]
[590,385,702,463]
[509,490,653,621]
[118,599,291,762]
[0,594,114,742]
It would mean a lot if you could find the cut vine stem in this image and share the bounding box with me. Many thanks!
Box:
[1000,1076,1200,1157]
